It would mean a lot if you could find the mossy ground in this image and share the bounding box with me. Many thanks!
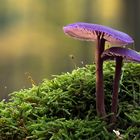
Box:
[0,62,140,140]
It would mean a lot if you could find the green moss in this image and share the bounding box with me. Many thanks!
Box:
[0,62,140,140]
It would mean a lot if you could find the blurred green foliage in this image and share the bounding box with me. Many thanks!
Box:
[0,62,140,139]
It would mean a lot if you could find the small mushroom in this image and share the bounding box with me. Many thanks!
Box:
[102,47,140,122]
[63,22,134,117]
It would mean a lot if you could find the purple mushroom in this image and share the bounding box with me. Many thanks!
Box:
[63,22,134,117]
[102,47,140,122]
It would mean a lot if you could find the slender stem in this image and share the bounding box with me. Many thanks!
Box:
[95,36,106,117]
[111,57,123,123]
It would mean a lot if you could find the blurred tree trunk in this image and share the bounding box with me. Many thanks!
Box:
[83,0,93,22]
[123,0,140,51]
[0,1,8,32]
[80,0,94,64]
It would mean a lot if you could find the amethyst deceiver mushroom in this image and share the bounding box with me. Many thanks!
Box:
[102,47,140,122]
[63,22,134,117]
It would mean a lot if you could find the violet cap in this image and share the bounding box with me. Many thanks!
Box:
[63,22,134,46]
[101,47,140,63]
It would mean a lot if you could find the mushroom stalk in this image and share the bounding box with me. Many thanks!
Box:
[95,36,106,117]
[102,47,140,123]
[111,57,123,123]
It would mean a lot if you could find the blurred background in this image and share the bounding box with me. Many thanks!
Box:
[0,0,140,100]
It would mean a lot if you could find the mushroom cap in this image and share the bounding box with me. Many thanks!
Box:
[101,47,140,63]
[63,22,134,46]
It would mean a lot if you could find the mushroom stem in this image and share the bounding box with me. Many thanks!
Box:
[95,36,106,117]
[111,57,123,123]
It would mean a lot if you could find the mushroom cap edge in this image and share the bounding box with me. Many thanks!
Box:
[101,47,140,63]
[63,22,134,46]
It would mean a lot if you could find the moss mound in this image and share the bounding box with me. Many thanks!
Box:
[0,62,140,140]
